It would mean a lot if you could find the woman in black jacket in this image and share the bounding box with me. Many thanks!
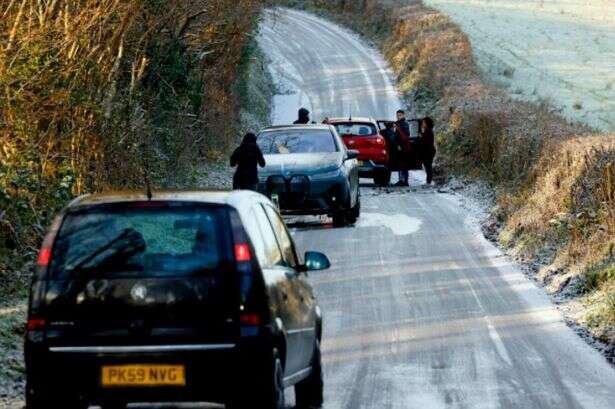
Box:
[419,117,436,186]
[230,133,266,191]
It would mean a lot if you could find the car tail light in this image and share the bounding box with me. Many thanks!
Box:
[37,248,52,267]
[36,216,63,268]
[234,243,251,262]
[376,137,385,145]
[239,314,261,326]
[26,318,46,331]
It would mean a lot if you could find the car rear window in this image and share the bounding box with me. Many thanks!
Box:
[49,203,230,280]
[258,129,338,154]
[333,123,378,136]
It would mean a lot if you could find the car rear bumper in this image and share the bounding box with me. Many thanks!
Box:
[358,160,388,177]
[26,339,271,405]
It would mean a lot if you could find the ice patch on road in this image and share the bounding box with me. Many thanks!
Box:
[358,212,422,236]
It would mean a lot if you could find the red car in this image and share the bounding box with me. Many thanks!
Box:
[328,117,392,186]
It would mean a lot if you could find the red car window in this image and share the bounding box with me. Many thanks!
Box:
[333,123,378,136]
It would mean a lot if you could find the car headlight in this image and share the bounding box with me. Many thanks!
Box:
[311,168,341,180]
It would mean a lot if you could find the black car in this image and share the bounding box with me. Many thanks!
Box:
[25,190,330,409]
[256,125,361,226]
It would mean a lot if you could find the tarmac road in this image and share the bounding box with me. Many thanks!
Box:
[260,8,615,409]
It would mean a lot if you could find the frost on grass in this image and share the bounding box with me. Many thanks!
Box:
[0,305,26,405]
[423,0,615,132]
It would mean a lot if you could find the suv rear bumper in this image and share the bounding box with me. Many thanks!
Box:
[257,176,351,216]
[26,339,271,405]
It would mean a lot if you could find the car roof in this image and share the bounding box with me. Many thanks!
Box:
[327,117,376,124]
[67,190,269,212]
[259,124,334,132]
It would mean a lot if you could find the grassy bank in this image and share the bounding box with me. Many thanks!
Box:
[0,305,26,406]
[0,0,274,306]
[284,0,615,350]
[0,3,274,400]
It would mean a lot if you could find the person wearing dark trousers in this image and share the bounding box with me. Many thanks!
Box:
[394,109,411,186]
[230,132,266,191]
[419,117,436,186]
[294,107,311,124]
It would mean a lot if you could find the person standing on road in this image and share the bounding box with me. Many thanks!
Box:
[380,121,399,162]
[230,132,266,191]
[419,117,436,186]
[394,109,411,187]
[294,107,311,124]
[380,121,396,148]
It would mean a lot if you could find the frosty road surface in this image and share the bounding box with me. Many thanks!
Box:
[258,9,402,124]
[422,0,615,132]
[260,8,615,409]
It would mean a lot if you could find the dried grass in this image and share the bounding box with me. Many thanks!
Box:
[0,0,265,297]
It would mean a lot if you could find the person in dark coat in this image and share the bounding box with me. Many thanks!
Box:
[394,109,411,186]
[230,132,266,191]
[419,117,436,186]
[380,121,396,148]
[379,121,399,164]
[294,108,310,124]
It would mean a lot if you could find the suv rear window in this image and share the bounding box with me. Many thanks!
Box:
[49,204,230,279]
[258,129,338,154]
[333,123,377,136]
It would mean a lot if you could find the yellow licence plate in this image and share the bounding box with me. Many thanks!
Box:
[101,365,185,387]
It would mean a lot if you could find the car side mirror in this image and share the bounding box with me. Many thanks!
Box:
[346,149,359,160]
[303,251,331,272]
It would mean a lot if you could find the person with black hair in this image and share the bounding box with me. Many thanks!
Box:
[294,108,311,124]
[419,117,436,186]
[394,109,411,187]
[230,132,266,191]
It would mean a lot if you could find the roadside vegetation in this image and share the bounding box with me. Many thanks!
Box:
[0,0,273,302]
[285,0,615,353]
[0,1,274,403]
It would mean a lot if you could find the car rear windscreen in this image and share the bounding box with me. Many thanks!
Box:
[258,129,338,154]
[49,204,230,279]
[334,123,378,136]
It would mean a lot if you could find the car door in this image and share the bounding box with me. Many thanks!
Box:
[262,204,316,372]
[251,204,305,375]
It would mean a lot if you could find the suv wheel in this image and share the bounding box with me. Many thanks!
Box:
[332,211,346,227]
[295,339,324,409]
[345,193,360,225]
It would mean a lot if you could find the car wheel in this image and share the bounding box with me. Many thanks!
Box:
[374,169,391,187]
[295,339,324,409]
[227,348,285,409]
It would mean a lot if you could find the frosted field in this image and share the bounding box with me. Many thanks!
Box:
[423,0,615,132]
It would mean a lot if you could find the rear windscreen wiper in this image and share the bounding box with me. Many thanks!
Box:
[67,228,146,275]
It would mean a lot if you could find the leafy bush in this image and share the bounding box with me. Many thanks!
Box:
[0,0,266,301]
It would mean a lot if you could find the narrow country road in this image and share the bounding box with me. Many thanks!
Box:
[258,9,403,124]
[259,8,615,409]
